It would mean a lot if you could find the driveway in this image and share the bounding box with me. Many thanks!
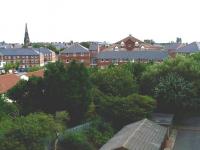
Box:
[174,117,200,150]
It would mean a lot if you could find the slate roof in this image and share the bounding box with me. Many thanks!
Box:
[164,43,185,50]
[100,119,167,150]
[89,42,99,51]
[0,48,40,56]
[35,48,53,54]
[60,43,89,54]
[97,50,168,60]
[176,42,200,53]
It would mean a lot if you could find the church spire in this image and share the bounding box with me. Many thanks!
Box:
[24,23,30,48]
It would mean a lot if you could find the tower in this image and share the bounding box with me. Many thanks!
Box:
[24,23,30,48]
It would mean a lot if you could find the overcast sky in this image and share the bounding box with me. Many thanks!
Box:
[0,0,200,43]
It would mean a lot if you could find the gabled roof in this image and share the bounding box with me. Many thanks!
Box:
[97,50,168,60]
[60,43,89,54]
[115,34,143,44]
[0,48,40,56]
[176,42,200,53]
[100,119,167,150]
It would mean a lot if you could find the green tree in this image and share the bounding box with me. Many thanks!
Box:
[8,77,45,115]
[90,66,137,97]
[66,61,91,125]
[85,118,114,148]
[95,92,156,129]
[58,132,94,150]
[154,73,197,113]
[0,113,63,150]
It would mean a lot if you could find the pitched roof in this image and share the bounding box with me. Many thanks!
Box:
[164,43,186,50]
[0,48,40,56]
[115,34,143,44]
[60,43,89,54]
[0,74,20,94]
[97,50,168,60]
[176,42,200,53]
[100,119,167,150]
[35,48,54,54]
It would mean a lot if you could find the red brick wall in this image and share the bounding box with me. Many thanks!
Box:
[59,53,90,66]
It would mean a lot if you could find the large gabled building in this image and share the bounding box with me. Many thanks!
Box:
[97,35,167,68]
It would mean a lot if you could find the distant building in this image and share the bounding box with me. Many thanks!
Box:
[35,48,56,64]
[175,42,200,54]
[59,35,168,68]
[0,48,45,68]
[59,43,90,66]
[164,43,186,57]
[100,119,168,150]
[97,35,167,68]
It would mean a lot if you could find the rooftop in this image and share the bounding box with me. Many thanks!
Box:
[60,43,89,54]
[100,119,167,150]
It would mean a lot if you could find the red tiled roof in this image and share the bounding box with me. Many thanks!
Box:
[0,74,20,94]
[27,69,44,78]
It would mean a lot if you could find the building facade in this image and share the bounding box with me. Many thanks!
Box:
[59,43,90,66]
[0,48,44,68]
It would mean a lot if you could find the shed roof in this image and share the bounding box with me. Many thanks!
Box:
[100,119,167,150]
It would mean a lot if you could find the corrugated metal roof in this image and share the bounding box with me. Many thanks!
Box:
[97,50,168,60]
[0,48,40,56]
[100,119,167,150]
[176,42,200,53]
[60,43,89,54]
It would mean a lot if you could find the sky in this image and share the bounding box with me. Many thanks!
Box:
[0,0,200,43]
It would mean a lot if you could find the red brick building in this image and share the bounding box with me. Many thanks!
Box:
[59,43,90,66]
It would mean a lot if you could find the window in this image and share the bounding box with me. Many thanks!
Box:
[66,53,69,56]
[81,52,84,56]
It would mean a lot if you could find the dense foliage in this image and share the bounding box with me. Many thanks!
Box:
[0,113,64,150]
[90,66,137,96]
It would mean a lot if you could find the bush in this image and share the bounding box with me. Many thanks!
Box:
[85,118,114,148]
[58,132,94,150]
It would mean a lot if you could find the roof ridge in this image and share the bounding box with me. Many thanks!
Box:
[122,118,147,148]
